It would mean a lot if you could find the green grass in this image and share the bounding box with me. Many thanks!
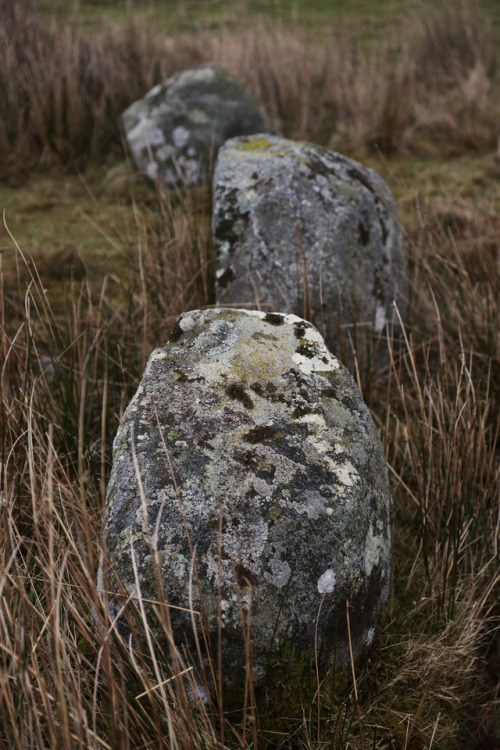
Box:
[3,0,499,175]
[1,164,148,308]
[29,0,411,36]
[31,0,500,41]
[3,151,499,313]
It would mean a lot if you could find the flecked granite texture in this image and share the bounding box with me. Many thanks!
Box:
[213,135,406,365]
[102,308,392,682]
[122,63,277,187]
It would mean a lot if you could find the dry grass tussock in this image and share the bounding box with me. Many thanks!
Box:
[1,0,499,179]
[1,166,499,747]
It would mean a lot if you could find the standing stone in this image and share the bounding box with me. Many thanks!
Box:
[102,308,392,683]
[213,135,406,365]
[121,64,277,187]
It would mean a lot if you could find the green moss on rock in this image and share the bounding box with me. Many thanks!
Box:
[101,308,392,685]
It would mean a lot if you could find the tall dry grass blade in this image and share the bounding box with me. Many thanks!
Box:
[346,600,364,750]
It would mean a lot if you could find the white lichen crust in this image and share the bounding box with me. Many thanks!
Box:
[121,64,277,187]
[213,135,406,367]
[103,309,392,681]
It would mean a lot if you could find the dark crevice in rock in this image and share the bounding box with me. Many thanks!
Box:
[226,382,254,409]
[243,425,280,444]
[379,215,389,245]
[346,166,375,194]
[358,221,370,246]
[264,313,285,326]
[306,155,335,180]
[168,322,183,343]
[294,323,308,339]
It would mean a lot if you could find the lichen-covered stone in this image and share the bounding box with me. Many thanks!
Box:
[121,64,277,187]
[102,308,392,682]
[213,135,406,364]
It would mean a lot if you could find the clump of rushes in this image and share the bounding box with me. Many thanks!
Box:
[0,201,221,749]
[1,0,499,179]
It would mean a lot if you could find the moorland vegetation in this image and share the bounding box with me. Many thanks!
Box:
[0,1,499,747]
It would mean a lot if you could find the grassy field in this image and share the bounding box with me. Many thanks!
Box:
[1,0,499,748]
[30,0,500,39]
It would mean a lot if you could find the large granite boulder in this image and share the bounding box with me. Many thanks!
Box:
[121,64,277,187]
[213,135,406,365]
[102,308,392,683]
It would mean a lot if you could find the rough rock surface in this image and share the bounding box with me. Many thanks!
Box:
[102,308,392,682]
[121,64,277,187]
[213,135,406,363]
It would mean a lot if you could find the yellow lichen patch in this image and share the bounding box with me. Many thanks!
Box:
[229,348,285,383]
[234,135,274,151]
[268,506,283,521]
[255,456,273,473]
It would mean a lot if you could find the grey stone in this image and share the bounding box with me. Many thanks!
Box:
[102,308,392,683]
[121,64,277,187]
[213,135,406,366]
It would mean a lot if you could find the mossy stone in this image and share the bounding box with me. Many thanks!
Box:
[213,135,407,370]
[101,308,392,684]
[122,64,278,187]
